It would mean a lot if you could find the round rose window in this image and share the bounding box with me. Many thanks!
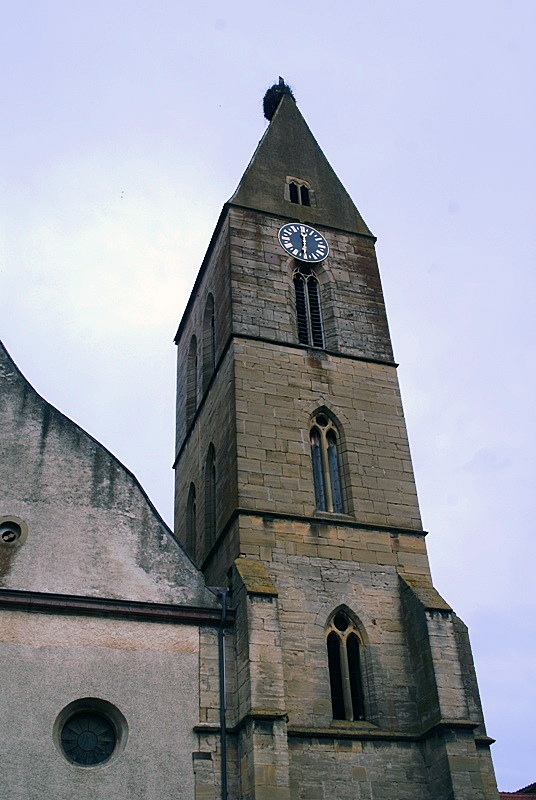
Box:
[60,710,116,766]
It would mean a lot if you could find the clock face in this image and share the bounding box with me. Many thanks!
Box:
[278,223,329,262]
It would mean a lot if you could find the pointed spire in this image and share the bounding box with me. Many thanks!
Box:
[229,88,373,237]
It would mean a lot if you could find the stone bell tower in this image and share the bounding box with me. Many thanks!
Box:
[173,81,498,800]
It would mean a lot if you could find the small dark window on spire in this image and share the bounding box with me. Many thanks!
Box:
[287,178,313,206]
[300,185,310,206]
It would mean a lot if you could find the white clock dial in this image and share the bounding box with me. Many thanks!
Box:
[278,223,329,262]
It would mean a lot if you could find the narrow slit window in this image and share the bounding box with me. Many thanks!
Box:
[205,444,216,547]
[186,335,198,426]
[186,483,197,553]
[289,181,300,204]
[310,413,344,513]
[202,294,216,392]
[327,611,366,721]
[300,184,310,206]
[293,265,324,347]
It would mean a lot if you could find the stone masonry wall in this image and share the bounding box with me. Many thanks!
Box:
[175,217,232,455]
[228,206,394,363]
[234,338,422,530]
[235,516,422,732]
[174,346,238,567]
[289,738,431,800]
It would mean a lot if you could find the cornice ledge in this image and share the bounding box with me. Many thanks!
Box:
[230,708,289,734]
[421,718,480,736]
[0,587,231,627]
[287,723,414,742]
[233,508,427,537]
[194,708,288,737]
[288,717,485,743]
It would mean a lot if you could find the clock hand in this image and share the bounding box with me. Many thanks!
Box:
[301,232,308,256]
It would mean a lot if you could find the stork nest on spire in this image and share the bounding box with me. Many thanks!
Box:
[263,78,296,121]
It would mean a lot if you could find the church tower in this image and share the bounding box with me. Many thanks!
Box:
[173,81,498,800]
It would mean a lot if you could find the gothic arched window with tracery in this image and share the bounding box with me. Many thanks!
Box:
[310,412,344,513]
[326,609,366,721]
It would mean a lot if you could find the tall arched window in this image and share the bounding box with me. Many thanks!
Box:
[204,444,216,547]
[186,334,198,426]
[294,265,324,347]
[327,610,365,721]
[310,412,344,513]
[186,483,196,553]
[202,293,215,393]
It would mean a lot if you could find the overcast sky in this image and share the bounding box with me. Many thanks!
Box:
[1,1,535,791]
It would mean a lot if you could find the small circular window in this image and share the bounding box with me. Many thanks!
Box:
[61,711,116,766]
[55,698,127,768]
[0,517,28,546]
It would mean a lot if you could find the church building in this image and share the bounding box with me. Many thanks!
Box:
[0,81,499,800]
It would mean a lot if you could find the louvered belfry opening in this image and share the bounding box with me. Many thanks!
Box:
[306,277,323,347]
[293,264,324,348]
[294,272,309,344]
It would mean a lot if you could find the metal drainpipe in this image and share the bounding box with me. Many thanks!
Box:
[209,587,228,800]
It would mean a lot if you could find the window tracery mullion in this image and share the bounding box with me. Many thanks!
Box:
[326,613,366,722]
